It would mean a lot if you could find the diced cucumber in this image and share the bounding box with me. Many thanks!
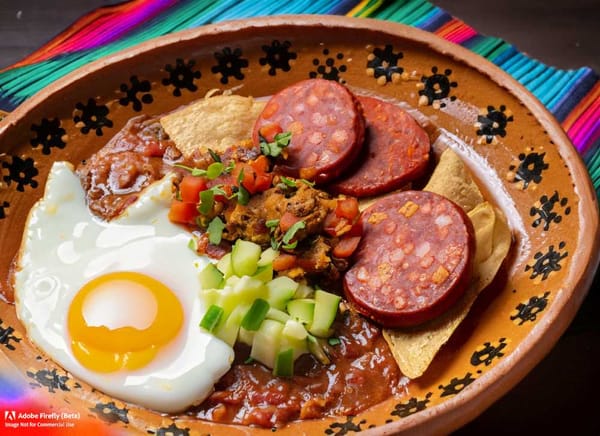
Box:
[232,276,267,304]
[231,239,262,277]
[253,264,273,283]
[294,283,315,299]
[267,307,291,324]
[250,319,283,368]
[199,263,224,289]
[282,319,308,340]
[241,298,270,331]
[200,288,221,308]
[308,290,340,338]
[199,305,224,332]
[225,275,241,288]
[287,298,315,324]
[217,253,233,278]
[238,327,255,346]
[273,348,294,377]
[307,334,330,365]
[281,334,308,360]
[214,304,248,346]
[257,247,278,267]
[266,276,298,310]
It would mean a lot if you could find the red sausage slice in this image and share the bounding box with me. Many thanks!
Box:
[253,79,365,184]
[329,96,430,197]
[343,190,474,328]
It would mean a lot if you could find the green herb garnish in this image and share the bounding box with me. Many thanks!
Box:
[206,162,224,180]
[207,216,225,245]
[280,176,297,187]
[198,189,215,215]
[265,219,280,228]
[237,184,250,205]
[328,337,341,346]
[282,220,306,245]
[260,131,292,158]
[208,148,221,163]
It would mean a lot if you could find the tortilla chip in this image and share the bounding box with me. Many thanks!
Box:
[423,148,484,213]
[383,149,512,379]
[160,94,265,158]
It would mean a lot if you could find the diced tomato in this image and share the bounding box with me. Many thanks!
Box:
[332,236,361,258]
[323,211,352,237]
[141,140,166,157]
[180,175,208,203]
[346,220,363,237]
[253,172,273,192]
[279,211,302,232]
[250,155,270,173]
[335,197,359,221]
[272,253,297,271]
[168,200,198,225]
[259,123,283,143]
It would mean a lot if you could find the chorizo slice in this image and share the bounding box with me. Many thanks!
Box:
[343,190,474,328]
[329,96,430,197]
[253,78,365,184]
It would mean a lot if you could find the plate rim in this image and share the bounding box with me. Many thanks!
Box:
[1,14,598,435]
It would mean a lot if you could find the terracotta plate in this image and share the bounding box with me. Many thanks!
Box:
[0,16,598,435]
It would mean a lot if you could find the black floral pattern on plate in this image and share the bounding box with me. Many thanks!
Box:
[511,292,551,325]
[2,155,38,191]
[259,40,297,76]
[212,47,248,84]
[417,67,457,109]
[309,48,347,82]
[366,44,404,85]
[30,118,66,155]
[119,75,153,111]
[73,99,113,136]
[475,105,513,144]
[162,58,201,97]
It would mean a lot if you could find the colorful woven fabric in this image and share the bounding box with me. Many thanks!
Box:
[1,0,598,195]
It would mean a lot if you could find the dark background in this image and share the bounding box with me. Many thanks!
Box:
[0,1,598,434]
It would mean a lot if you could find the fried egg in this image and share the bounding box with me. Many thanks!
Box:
[14,161,233,412]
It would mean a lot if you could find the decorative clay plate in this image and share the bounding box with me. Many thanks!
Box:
[0,16,598,435]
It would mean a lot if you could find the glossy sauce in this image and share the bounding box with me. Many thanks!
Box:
[189,309,400,427]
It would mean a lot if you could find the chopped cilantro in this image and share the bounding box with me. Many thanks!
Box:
[299,178,315,187]
[206,162,224,180]
[237,184,250,205]
[328,337,341,346]
[282,220,306,245]
[265,219,280,228]
[260,131,292,157]
[208,148,221,163]
[280,176,297,187]
[207,216,225,245]
[198,189,215,215]
[187,238,198,251]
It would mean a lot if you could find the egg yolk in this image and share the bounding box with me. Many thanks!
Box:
[68,271,183,372]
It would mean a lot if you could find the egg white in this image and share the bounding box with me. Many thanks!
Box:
[14,161,233,412]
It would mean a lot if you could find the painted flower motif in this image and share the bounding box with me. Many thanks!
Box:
[530,191,570,231]
[119,76,153,111]
[439,372,476,397]
[309,48,347,82]
[511,292,551,325]
[73,99,113,136]
[417,66,457,109]
[507,149,549,189]
[475,105,514,144]
[525,242,568,282]
[1,155,39,191]
[89,401,129,424]
[259,40,297,76]
[391,393,432,418]
[366,44,404,85]
[211,47,248,84]
[30,118,66,155]
[26,368,69,393]
[470,338,507,367]
[0,319,21,350]
[162,58,201,96]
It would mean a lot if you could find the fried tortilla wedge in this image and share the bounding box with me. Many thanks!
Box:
[160,94,266,158]
[383,149,512,379]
